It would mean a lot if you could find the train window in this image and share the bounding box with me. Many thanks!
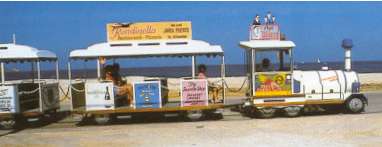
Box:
[255,49,291,72]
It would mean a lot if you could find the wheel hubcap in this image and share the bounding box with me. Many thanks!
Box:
[285,106,301,112]
[349,98,363,112]
[187,110,203,120]
[0,120,16,129]
[262,108,275,114]
[258,108,276,118]
[94,115,110,125]
[284,106,301,117]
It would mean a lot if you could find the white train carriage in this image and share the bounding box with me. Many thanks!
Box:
[68,39,226,124]
[239,24,367,118]
[0,43,60,128]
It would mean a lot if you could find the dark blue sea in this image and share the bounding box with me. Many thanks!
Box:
[3,61,382,80]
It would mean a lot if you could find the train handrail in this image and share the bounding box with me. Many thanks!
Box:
[70,85,85,93]
[18,88,40,95]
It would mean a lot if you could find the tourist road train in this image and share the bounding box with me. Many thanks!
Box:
[0,20,368,128]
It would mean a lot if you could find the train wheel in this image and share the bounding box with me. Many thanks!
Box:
[47,109,58,120]
[345,97,365,113]
[241,106,256,118]
[185,110,204,121]
[283,106,302,117]
[256,108,276,118]
[93,114,111,125]
[212,113,223,120]
[75,114,93,126]
[0,119,16,130]
[204,109,223,120]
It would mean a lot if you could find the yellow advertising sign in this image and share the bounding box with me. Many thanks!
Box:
[254,72,292,97]
[107,21,192,42]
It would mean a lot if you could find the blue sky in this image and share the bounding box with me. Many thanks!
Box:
[0,2,381,69]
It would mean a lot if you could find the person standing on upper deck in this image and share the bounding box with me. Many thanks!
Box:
[252,14,261,26]
[271,16,277,24]
[264,16,269,25]
[266,11,273,24]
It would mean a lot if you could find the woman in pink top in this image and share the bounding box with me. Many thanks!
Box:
[197,64,207,79]
[197,64,220,103]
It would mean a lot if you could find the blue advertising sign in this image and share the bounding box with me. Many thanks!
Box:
[133,81,161,109]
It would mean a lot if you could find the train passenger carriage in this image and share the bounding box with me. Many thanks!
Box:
[68,21,226,124]
[0,42,60,129]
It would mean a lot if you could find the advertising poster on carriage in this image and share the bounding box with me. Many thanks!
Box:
[85,82,115,111]
[133,81,161,109]
[181,79,208,107]
[0,85,19,113]
[255,73,292,97]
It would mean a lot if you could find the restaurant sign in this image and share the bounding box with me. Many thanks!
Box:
[181,79,208,107]
[107,21,192,42]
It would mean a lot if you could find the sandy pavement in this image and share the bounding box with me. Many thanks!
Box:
[1,74,381,146]
[1,113,381,147]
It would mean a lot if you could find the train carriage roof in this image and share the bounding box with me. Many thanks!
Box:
[239,40,295,50]
[70,40,224,59]
[0,43,57,61]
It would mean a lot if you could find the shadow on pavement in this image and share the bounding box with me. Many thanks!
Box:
[0,111,71,137]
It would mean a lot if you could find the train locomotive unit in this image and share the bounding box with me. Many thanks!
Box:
[0,41,60,129]
[68,21,226,124]
[239,19,367,118]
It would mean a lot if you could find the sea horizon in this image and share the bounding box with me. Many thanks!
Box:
[2,60,382,80]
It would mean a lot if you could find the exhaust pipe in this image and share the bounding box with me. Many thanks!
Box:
[342,39,353,71]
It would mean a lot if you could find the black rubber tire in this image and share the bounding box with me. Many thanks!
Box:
[76,114,94,126]
[185,110,204,121]
[0,115,27,130]
[48,109,59,121]
[0,119,16,130]
[241,106,256,118]
[283,106,302,117]
[345,97,365,113]
[256,108,276,118]
[204,110,223,120]
[93,114,111,125]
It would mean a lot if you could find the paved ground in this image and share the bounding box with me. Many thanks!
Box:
[0,92,381,146]
[364,92,382,113]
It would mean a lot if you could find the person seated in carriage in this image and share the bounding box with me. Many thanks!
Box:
[103,64,133,107]
[258,58,275,72]
[197,64,221,103]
